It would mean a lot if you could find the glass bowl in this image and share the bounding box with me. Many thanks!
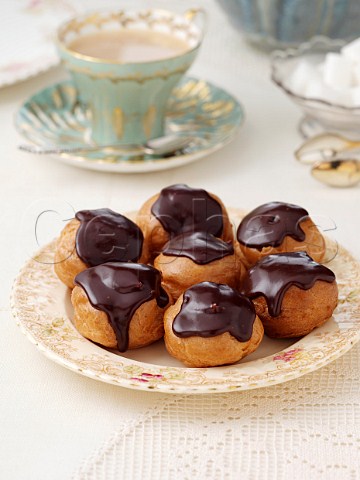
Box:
[271,36,360,137]
[218,0,360,51]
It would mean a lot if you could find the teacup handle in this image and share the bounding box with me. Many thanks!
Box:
[184,7,207,34]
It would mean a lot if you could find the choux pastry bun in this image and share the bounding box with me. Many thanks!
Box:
[136,184,234,258]
[237,202,325,268]
[72,262,170,351]
[164,281,264,367]
[241,251,338,338]
[54,208,146,288]
[154,231,244,300]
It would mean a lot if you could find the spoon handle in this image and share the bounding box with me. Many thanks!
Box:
[18,135,194,157]
[19,144,148,156]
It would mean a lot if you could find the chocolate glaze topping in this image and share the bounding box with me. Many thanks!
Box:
[151,184,224,238]
[173,282,256,341]
[241,252,336,317]
[75,209,143,266]
[75,262,168,351]
[237,202,309,250]
[162,231,234,265]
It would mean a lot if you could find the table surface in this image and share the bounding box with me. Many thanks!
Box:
[1,1,360,479]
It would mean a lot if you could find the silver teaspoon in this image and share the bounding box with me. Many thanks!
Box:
[311,159,360,187]
[18,134,195,157]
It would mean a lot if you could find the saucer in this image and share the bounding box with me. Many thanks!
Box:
[15,76,244,173]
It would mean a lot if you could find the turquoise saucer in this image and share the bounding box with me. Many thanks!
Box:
[15,76,244,173]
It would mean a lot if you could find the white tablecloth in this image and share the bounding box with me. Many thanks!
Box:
[1,1,360,479]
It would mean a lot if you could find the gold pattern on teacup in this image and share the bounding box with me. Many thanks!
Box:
[184,8,202,22]
[112,107,124,139]
[143,105,157,138]
[63,61,190,84]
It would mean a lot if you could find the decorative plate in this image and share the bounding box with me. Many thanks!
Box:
[11,210,360,394]
[0,1,80,88]
[15,76,244,173]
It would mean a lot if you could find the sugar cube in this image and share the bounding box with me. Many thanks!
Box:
[284,37,360,107]
[287,60,319,95]
[341,38,360,62]
[323,53,353,89]
[305,80,352,106]
[305,78,327,99]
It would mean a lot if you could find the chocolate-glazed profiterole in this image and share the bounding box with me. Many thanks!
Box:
[54,208,147,288]
[136,184,234,258]
[164,282,264,367]
[236,202,325,267]
[154,232,243,300]
[173,282,255,340]
[72,262,169,351]
[242,252,338,338]
[152,184,224,237]
[75,209,143,266]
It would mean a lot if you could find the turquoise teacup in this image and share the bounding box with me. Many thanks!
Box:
[57,8,205,145]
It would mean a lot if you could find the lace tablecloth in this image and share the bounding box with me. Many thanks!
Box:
[74,343,360,480]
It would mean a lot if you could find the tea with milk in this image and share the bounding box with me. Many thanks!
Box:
[69,29,190,63]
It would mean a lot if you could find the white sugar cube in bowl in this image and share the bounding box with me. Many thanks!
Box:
[322,53,353,89]
[342,38,360,62]
[271,36,360,134]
